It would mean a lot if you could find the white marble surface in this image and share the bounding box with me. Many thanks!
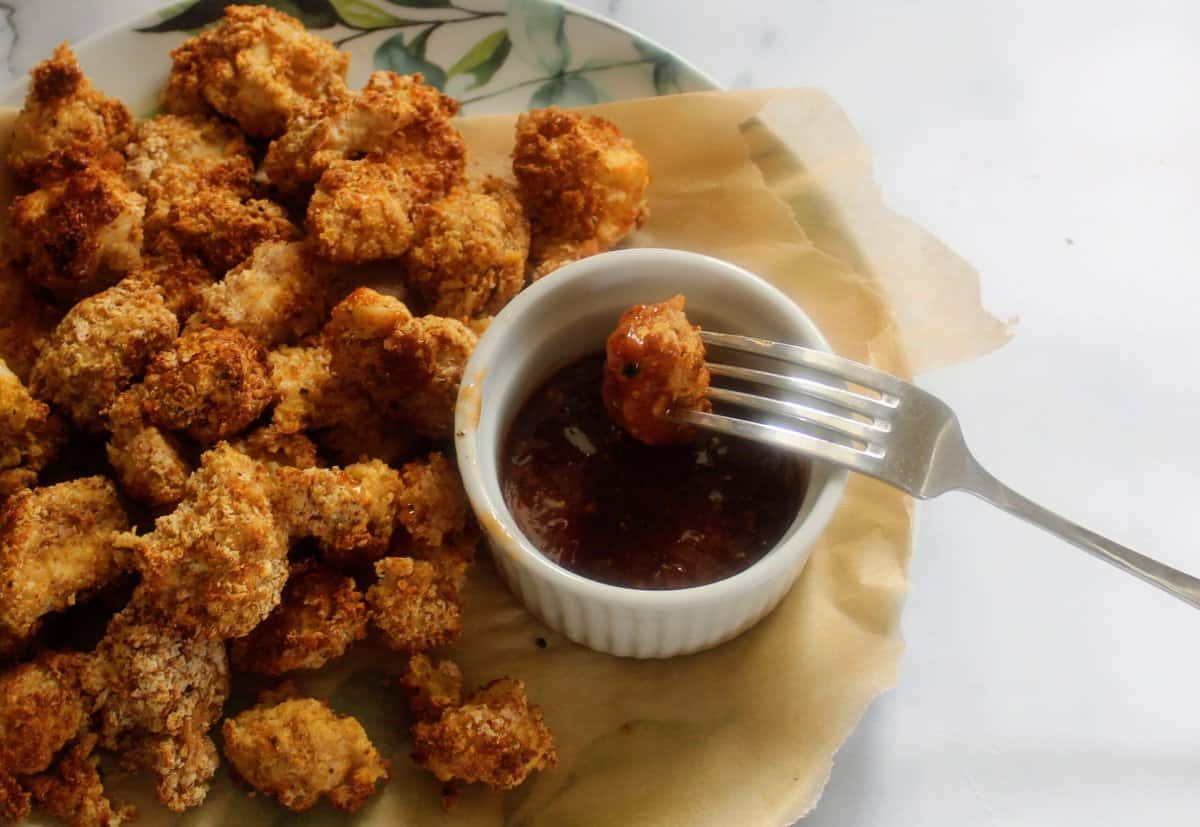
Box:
[5,1,1200,825]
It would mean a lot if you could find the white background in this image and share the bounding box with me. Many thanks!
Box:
[4,1,1199,824]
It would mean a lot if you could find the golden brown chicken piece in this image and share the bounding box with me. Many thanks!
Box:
[105,384,192,508]
[230,424,320,470]
[0,651,91,821]
[324,288,477,439]
[0,252,63,384]
[162,5,349,138]
[405,177,530,319]
[394,452,469,549]
[411,676,556,791]
[401,654,463,722]
[124,253,213,319]
[603,295,711,445]
[221,692,389,813]
[126,443,289,640]
[140,327,275,444]
[366,557,462,652]
[117,727,219,814]
[27,733,134,827]
[29,279,178,432]
[0,360,65,499]
[267,343,333,434]
[163,190,299,277]
[306,156,421,264]
[10,166,145,297]
[263,70,464,200]
[270,460,400,562]
[404,529,478,595]
[512,108,649,278]
[188,241,332,347]
[0,477,129,639]
[229,562,367,675]
[8,43,133,183]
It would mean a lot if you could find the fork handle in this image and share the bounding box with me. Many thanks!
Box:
[960,462,1200,610]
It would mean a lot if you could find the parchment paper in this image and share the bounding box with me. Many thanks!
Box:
[2,90,1008,826]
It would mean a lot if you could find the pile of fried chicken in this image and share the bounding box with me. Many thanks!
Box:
[0,5,650,824]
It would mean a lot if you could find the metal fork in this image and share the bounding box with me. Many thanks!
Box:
[668,330,1200,609]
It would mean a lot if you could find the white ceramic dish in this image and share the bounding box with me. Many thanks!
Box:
[455,248,849,658]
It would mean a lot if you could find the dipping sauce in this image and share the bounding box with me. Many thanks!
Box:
[501,354,808,589]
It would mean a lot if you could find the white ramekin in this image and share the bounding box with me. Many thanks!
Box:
[454,249,848,658]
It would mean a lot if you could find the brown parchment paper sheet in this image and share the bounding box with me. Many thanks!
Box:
[2,89,1008,827]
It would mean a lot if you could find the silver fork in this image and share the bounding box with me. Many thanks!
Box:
[668,330,1200,609]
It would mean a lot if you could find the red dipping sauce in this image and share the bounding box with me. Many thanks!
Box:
[501,354,809,590]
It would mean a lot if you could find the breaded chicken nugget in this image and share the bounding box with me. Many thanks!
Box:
[0,477,129,638]
[271,460,400,561]
[0,257,63,383]
[366,557,462,652]
[8,43,133,182]
[230,424,319,470]
[222,693,389,812]
[105,384,192,508]
[411,676,556,791]
[141,327,275,443]
[162,5,348,138]
[404,177,530,319]
[306,156,420,264]
[118,727,219,813]
[188,241,332,347]
[395,452,468,549]
[124,252,213,319]
[127,443,288,640]
[0,360,65,499]
[29,279,178,432]
[163,190,299,277]
[512,108,649,278]
[229,562,367,675]
[401,654,463,721]
[27,733,134,827]
[263,70,463,200]
[603,294,711,445]
[267,344,332,434]
[10,166,145,297]
[324,288,476,439]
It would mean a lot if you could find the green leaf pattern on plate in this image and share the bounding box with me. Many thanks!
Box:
[374,26,448,88]
[446,29,511,90]
[329,0,406,29]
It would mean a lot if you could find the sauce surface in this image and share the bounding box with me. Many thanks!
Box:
[502,354,808,590]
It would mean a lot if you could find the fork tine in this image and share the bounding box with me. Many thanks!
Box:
[669,409,883,474]
[701,330,908,398]
[707,362,895,419]
[706,386,889,444]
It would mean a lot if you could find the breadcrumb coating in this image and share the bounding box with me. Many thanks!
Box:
[0,359,65,499]
[188,241,332,347]
[230,424,319,469]
[127,443,289,640]
[27,734,135,827]
[411,676,556,791]
[105,384,192,508]
[124,253,213,319]
[263,70,463,200]
[324,288,476,439]
[140,327,275,444]
[395,452,468,549]
[267,344,332,434]
[29,278,178,432]
[306,156,419,264]
[222,694,389,812]
[405,177,530,319]
[366,557,462,652]
[115,728,220,813]
[0,477,129,638]
[0,651,91,777]
[162,5,349,139]
[0,258,63,384]
[602,294,711,445]
[10,166,145,297]
[271,461,400,562]
[229,562,367,675]
[8,43,133,183]
[512,108,649,278]
[161,190,299,277]
[401,654,463,721]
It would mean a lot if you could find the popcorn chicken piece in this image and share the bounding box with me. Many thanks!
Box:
[27,734,134,827]
[366,557,462,652]
[29,278,178,431]
[124,253,213,318]
[140,327,275,443]
[230,424,319,470]
[229,562,367,675]
[105,384,192,508]
[161,190,300,277]
[512,108,649,278]
[122,727,219,813]
[271,460,401,561]
[411,676,556,791]
[263,70,463,200]
[405,178,530,319]
[394,452,468,549]
[162,5,349,138]
[221,694,389,812]
[0,477,129,638]
[188,241,332,347]
[324,288,476,439]
[0,360,65,499]
[8,43,133,182]
[267,344,332,433]
[306,157,420,264]
[10,166,145,297]
[602,294,711,445]
[127,443,289,640]
[404,529,478,594]
[401,654,462,721]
